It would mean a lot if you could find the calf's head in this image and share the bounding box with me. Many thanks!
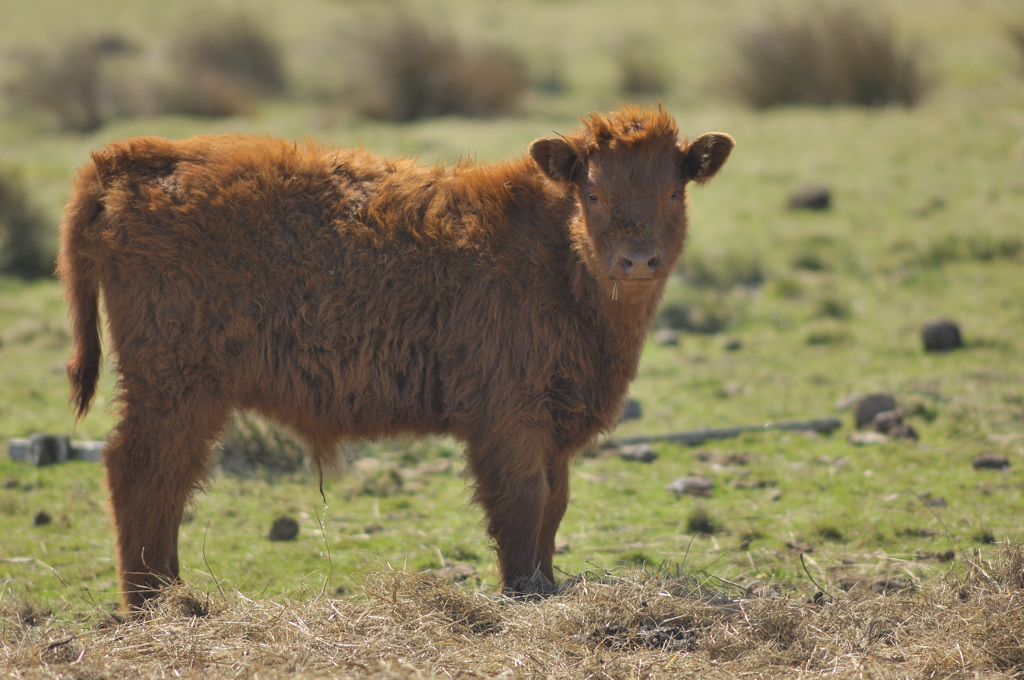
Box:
[529,107,733,299]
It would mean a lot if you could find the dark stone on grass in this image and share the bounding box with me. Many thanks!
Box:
[922,319,963,352]
[665,476,713,497]
[849,431,889,446]
[619,399,642,422]
[871,410,918,440]
[787,185,831,211]
[33,510,51,526]
[29,434,70,466]
[855,394,897,429]
[972,453,1010,470]
[654,329,680,346]
[724,338,743,352]
[617,444,658,463]
[268,516,299,541]
[431,561,477,583]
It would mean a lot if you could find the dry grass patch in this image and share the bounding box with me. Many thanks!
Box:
[4,545,1024,678]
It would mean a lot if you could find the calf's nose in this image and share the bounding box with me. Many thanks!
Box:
[616,249,661,279]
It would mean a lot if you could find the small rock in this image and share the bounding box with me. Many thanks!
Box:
[786,540,814,553]
[431,562,477,582]
[620,399,642,422]
[745,581,781,598]
[654,329,680,346]
[723,338,743,352]
[835,393,863,411]
[855,394,897,429]
[617,444,658,463]
[871,410,919,441]
[972,453,1010,470]
[787,185,831,211]
[268,516,299,541]
[849,431,889,446]
[665,476,714,497]
[922,319,963,352]
[33,510,52,526]
[29,435,71,466]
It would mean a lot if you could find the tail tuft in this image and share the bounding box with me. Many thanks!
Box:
[57,162,105,421]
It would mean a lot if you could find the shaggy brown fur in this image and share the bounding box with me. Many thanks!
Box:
[57,106,733,609]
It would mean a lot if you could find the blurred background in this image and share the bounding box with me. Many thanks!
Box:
[2,0,1024,610]
[1,0,1022,439]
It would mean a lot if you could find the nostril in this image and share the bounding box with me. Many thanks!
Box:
[647,255,659,271]
[619,255,634,273]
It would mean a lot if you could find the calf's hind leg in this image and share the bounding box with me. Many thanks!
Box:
[535,456,571,584]
[103,394,227,609]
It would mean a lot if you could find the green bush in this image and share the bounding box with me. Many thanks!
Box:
[732,2,928,108]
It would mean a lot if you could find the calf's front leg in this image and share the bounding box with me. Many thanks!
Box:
[467,431,554,593]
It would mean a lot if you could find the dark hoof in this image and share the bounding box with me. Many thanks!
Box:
[504,571,559,600]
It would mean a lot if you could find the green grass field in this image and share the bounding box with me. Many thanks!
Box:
[2,1,1024,676]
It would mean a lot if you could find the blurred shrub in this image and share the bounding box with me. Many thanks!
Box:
[0,168,52,278]
[218,412,307,475]
[162,16,285,117]
[899,233,1024,270]
[1011,25,1024,68]
[658,288,744,334]
[8,18,283,126]
[814,294,852,320]
[679,250,765,290]
[349,18,527,121]
[804,321,850,346]
[12,41,104,132]
[732,2,928,108]
[616,36,668,96]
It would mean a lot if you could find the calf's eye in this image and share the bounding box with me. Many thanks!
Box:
[587,193,599,204]
[670,191,680,201]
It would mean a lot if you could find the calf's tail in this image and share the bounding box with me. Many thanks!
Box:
[56,160,106,421]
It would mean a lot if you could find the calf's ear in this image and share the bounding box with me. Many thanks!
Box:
[681,132,735,184]
[529,137,583,183]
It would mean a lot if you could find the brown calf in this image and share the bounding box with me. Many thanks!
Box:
[58,106,733,609]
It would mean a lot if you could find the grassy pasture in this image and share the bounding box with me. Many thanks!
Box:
[2,0,1024,677]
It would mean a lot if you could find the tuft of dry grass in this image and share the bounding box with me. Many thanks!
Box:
[5,544,1024,678]
[732,2,928,108]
